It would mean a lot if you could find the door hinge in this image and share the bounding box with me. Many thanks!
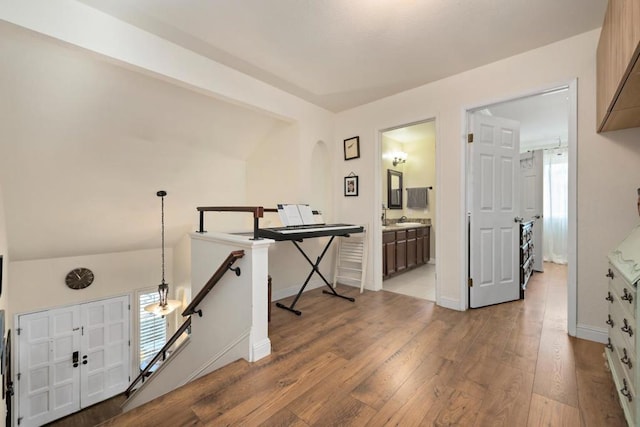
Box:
[18,416,23,425]
[17,372,21,381]
[128,304,131,310]
[128,340,131,347]
[16,327,21,335]
[468,277,473,287]
[467,133,474,143]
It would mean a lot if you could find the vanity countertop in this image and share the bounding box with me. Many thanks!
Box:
[382,220,431,231]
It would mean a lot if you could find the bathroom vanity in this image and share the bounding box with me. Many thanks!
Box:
[382,223,430,278]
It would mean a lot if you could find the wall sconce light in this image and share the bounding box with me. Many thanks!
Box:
[392,151,407,166]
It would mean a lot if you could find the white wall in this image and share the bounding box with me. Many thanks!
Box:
[10,248,172,316]
[336,29,640,332]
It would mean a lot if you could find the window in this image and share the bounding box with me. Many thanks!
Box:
[138,290,167,370]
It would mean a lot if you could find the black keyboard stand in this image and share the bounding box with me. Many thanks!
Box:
[275,235,355,316]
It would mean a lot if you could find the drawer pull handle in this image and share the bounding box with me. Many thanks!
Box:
[622,288,633,303]
[606,315,614,327]
[621,379,633,402]
[621,319,633,337]
[606,269,614,279]
[605,338,613,351]
[621,348,633,369]
[605,292,614,302]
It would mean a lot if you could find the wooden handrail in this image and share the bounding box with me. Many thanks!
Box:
[182,249,245,317]
[195,206,277,237]
[125,249,246,398]
[125,316,192,397]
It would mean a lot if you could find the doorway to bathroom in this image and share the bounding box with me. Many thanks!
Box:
[380,120,437,301]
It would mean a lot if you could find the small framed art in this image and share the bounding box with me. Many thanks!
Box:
[343,136,360,160]
[344,175,359,197]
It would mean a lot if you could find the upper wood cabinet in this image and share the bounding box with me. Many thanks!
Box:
[597,0,640,132]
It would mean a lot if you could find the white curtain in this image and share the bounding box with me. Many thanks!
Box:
[543,147,568,264]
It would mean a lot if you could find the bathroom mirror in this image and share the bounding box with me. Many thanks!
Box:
[387,169,403,209]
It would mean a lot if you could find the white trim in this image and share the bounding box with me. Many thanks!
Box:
[438,297,462,311]
[462,80,578,325]
[375,116,440,302]
[566,79,578,337]
[251,338,272,361]
[576,323,608,344]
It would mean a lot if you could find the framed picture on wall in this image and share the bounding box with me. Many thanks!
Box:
[343,136,360,160]
[344,175,359,197]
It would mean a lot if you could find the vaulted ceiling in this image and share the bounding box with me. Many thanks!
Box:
[78,0,607,112]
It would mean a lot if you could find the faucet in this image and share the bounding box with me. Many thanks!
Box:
[399,216,407,223]
[381,204,387,225]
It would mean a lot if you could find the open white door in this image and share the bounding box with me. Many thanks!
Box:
[520,150,544,272]
[469,113,520,308]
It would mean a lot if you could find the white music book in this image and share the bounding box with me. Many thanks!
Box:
[277,204,317,226]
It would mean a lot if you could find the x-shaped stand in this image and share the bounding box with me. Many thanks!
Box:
[275,235,355,315]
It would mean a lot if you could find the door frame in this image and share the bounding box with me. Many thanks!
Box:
[372,115,441,303]
[462,79,577,336]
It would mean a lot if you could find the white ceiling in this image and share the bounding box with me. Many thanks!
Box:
[77,0,607,112]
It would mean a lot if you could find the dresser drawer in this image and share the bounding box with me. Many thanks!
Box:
[609,264,637,315]
[609,299,636,353]
[611,326,636,390]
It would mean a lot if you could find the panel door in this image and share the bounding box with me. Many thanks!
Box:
[18,307,81,427]
[80,295,130,407]
[469,113,521,308]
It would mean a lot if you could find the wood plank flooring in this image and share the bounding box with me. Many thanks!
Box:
[79,262,625,426]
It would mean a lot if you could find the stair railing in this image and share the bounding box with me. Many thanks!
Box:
[125,249,245,397]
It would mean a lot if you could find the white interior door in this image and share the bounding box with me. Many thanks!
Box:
[469,113,520,308]
[520,150,544,272]
[17,295,130,426]
[80,295,130,407]
[18,307,81,427]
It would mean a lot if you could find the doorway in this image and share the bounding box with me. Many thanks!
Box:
[465,84,576,332]
[16,295,131,427]
[380,120,437,301]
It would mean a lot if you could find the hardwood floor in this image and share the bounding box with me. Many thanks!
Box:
[90,262,624,426]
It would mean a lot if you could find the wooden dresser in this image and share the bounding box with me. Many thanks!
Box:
[606,224,640,426]
[519,220,535,298]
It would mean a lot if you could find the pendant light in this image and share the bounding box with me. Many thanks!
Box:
[144,190,181,316]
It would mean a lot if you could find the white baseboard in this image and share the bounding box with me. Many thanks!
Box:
[272,279,324,301]
[251,338,271,362]
[576,323,608,344]
[438,297,463,311]
[428,257,436,265]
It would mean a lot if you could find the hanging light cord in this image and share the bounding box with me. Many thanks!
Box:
[158,190,167,285]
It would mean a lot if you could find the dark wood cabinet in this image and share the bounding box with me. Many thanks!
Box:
[396,230,407,272]
[382,225,431,279]
[383,231,396,276]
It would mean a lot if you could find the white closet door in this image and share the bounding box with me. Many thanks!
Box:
[80,295,130,407]
[18,307,81,427]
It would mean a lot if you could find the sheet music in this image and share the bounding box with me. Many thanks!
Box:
[298,204,316,225]
[277,204,317,226]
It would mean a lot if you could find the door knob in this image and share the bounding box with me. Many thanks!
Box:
[514,217,523,223]
[72,351,79,368]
